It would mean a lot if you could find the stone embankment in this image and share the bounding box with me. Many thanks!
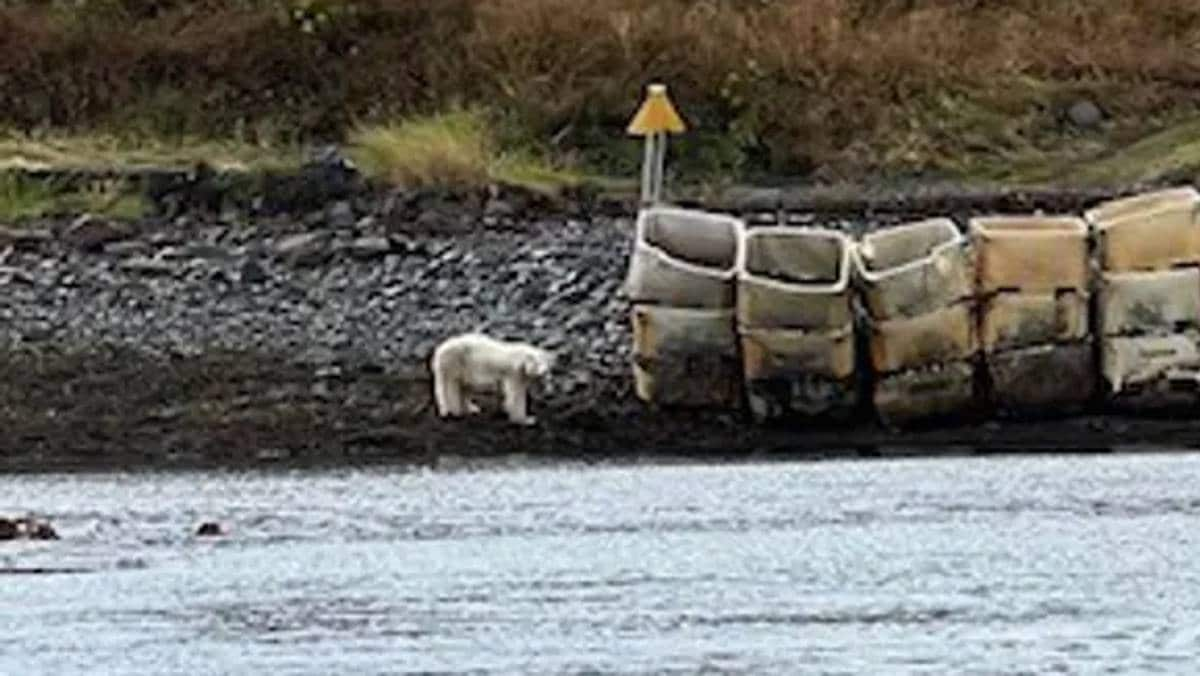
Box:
[1,153,1197,471]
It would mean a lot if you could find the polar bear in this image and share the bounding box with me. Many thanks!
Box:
[430,332,555,426]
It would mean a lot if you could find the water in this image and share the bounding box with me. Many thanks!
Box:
[3,453,1200,675]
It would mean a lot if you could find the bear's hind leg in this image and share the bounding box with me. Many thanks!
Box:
[436,371,469,417]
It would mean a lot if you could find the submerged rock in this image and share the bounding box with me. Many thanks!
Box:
[0,516,59,541]
[195,522,225,537]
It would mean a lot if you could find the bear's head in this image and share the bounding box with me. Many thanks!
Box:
[520,347,555,380]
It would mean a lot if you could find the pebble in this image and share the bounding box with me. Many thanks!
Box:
[0,213,635,395]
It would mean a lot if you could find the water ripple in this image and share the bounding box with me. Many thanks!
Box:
[1,453,1199,674]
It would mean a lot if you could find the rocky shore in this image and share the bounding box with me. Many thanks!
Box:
[2,157,1200,472]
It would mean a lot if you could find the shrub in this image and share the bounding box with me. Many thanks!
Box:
[2,0,1200,182]
[347,107,579,193]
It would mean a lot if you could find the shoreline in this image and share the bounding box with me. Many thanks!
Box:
[3,162,1200,473]
[4,443,1194,477]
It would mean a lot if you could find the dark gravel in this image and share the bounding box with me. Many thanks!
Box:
[1,212,635,399]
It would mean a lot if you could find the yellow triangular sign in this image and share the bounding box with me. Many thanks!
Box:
[627,83,686,135]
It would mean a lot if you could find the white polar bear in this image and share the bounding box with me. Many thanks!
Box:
[430,332,556,426]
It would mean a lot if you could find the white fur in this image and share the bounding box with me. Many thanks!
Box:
[430,332,555,426]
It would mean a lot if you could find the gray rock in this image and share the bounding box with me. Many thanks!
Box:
[118,256,176,276]
[0,267,34,286]
[484,198,517,217]
[181,243,236,261]
[149,231,184,246]
[327,201,357,230]
[348,236,392,260]
[239,258,270,284]
[302,211,326,229]
[206,267,233,285]
[255,447,292,462]
[200,226,228,244]
[315,365,343,379]
[103,240,150,257]
[0,226,53,250]
[1067,100,1104,128]
[62,215,133,252]
[274,231,332,267]
[415,210,447,231]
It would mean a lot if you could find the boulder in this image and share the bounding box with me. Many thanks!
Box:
[1067,100,1104,128]
[62,214,133,252]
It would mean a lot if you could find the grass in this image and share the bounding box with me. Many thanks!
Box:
[0,172,149,221]
[346,108,584,194]
[0,173,59,220]
[0,131,303,174]
[1002,117,1200,187]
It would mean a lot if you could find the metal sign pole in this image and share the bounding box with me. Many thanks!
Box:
[651,131,667,204]
[641,133,656,205]
[627,83,686,207]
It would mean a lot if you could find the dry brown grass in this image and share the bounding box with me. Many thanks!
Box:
[346,107,583,192]
[2,0,1200,182]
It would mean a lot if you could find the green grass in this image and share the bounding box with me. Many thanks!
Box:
[0,173,60,220]
[1002,117,1200,187]
[346,108,585,194]
[0,173,149,222]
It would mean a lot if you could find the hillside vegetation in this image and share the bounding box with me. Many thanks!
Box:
[3,0,1200,186]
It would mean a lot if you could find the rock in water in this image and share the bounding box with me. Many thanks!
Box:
[0,516,59,541]
[27,521,58,540]
[195,522,225,537]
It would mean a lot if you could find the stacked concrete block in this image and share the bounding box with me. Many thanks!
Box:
[736,226,856,422]
[624,206,745,408]
[969,215,1096,414]
[854,218,978,426]
[1086,187,1200,408]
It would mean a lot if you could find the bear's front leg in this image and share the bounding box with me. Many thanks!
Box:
[502,375,536,426]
